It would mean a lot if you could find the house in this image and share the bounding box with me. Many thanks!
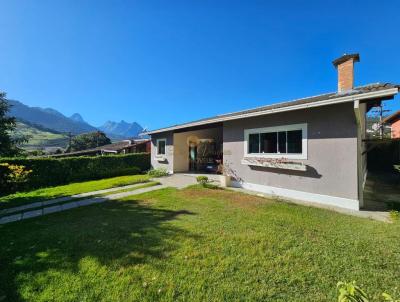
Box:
[145,54,399,210]
[383,110,400,139]
[51,139,151,157]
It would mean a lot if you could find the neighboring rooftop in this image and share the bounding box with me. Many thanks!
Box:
[146,83,399,134]
[383,110,400,124]
[50,139,150,157]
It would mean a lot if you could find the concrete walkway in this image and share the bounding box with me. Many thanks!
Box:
[0,184,167,225]
[0,182,155,216]
[155,173,219,188]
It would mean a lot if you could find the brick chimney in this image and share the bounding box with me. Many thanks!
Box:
[332,53,360,93]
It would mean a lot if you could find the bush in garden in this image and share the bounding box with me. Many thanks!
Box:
[196,176,209,186]
[147,168,168,178]
[382,293,400,302]
[337,281,369,302]
[0,163,32,194]
[337,281,400,302]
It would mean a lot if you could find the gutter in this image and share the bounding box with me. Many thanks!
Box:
[145,88,399,135]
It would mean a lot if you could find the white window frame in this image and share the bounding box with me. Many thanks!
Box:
[244,123,308,160]
[156,138,167,155]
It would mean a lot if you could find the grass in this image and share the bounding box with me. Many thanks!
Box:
[96,181,160,196]
[0,185,399,301]
[0,181,160,216]
[0,174,150,210]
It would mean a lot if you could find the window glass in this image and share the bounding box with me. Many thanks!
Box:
[157,140,166,155]
[248,133,259,153]
[278,131,287,153]
[260,132,277,153]
[287,130,302,153]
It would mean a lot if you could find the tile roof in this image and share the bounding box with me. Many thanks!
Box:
[146,83,399,134]
[50,139,150,157]
[383,110,400,124]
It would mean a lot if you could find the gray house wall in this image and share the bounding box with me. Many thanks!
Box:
[151,131,174,173]
[222,102,359,208]
[150,102,362,210]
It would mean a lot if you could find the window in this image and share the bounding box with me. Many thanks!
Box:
[244,124,307,159]
[248,133,259,153]
[260,132,277,153]
[287,130,302,153]
[156,139,166,155]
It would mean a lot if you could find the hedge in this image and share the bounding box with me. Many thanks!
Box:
[0,153,150,193]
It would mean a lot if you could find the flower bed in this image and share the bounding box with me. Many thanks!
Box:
[241,157,306,171]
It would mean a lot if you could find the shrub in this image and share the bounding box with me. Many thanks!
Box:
[0,163,32,194]
[0,153,150,194]
[196,176,209,186]
[337,281,369,302]
[147,168,168,178]
[382,293,400,302]
[389,210,400,221]
[336,281,400,302]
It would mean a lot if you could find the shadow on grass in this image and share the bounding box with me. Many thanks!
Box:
[0,197,197,301]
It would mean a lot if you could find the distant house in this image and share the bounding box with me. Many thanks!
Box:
[383,110,400,139]
[145,54,399,211]
[52,139,150,158]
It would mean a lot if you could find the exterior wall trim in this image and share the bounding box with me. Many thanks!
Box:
[231,180,360,211]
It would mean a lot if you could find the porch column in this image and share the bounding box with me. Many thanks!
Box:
[354,99,366,208]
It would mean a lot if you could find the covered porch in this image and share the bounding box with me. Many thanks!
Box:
[172,123,223,173]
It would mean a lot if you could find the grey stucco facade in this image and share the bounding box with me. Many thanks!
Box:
[151,131,174,173]
[222,103,359,205]
[150,102,361,209]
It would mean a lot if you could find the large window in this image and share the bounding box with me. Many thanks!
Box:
[156,139,166,155]
[244,124,307,159]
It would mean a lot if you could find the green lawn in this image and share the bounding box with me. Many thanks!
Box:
[0,174,150,210]
[0,186,399,301]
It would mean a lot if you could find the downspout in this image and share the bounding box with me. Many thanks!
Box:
[353,100,364,208]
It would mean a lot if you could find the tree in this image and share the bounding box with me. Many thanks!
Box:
[68,131,111,152]
[0,92,25,157]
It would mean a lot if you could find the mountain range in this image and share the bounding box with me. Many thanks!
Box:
[98,120,143,139]
[7,100,143,139]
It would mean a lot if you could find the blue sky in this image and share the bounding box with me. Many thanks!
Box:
[0,0,399,129]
